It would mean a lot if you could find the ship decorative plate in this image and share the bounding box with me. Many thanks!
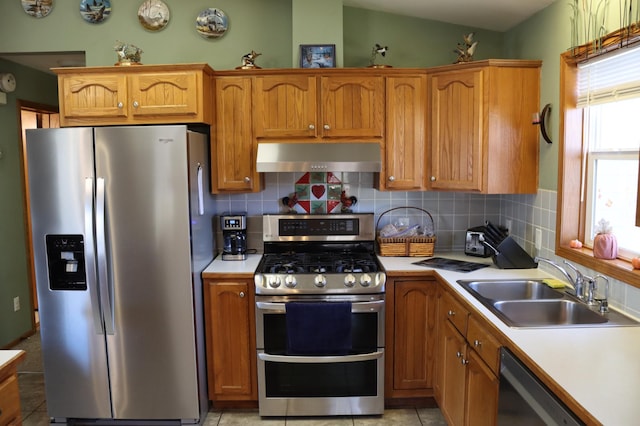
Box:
[137,0,170,32]
[80,0,111,24]
[21,0,54,18]
[196,8,228,39]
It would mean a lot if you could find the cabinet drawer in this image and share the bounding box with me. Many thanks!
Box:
[441,291,469,335]
[467,316,501,374]
[0,374,21,425]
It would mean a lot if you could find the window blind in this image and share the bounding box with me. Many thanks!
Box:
[577,45,640,107]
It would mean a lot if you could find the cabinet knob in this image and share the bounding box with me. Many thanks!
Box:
[117,102,124,109]
[461,358,469,366]
[308,124,315,130]
[239,291,245,298]
[133,101,139,108]
[244,176,251,183]
[456,351,462,358]
[323,124,330,130]
[473,339,482,347]
[388,176,395,182]
[430,176,436,182]
[447,310,455,316]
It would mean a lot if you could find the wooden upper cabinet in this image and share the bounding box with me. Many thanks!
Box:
[428,60,541,194]
[212,76,261,193]
[320,75,384,139]
[54,64,214,127]
[429,68,484,192]
[253,72,384,142]
[253,74,317,139]
[378,73,427,190]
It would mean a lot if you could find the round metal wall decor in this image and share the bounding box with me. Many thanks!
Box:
[137,0,170,32]
[195,8,228,39]
[21,0,54,18]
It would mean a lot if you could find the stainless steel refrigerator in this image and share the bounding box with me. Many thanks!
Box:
[26,125,214,424]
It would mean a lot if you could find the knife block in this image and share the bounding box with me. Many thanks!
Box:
[491,236,537,269]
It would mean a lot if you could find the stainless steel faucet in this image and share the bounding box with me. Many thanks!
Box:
[592,275,610,313]
[534,257,585,300]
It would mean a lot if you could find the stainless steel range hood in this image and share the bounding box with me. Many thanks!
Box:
[256,142,381,173]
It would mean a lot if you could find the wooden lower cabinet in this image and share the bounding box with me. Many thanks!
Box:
[204,278,257,403]
[436,287,499,425]
[385,276,438,402]
[0,352,26,426]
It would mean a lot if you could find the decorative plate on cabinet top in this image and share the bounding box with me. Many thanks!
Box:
[195,8,228,39]
[80,0,111,24]
[137,0,170,32]
[21,0,54,18]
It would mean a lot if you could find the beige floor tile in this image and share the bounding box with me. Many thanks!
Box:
[354,408,420,426]
[218,409,286,425]
[416,407,448,425]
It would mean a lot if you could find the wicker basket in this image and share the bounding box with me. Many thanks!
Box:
[376,207,436,257]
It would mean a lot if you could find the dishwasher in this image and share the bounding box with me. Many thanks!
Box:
[498,348,585,426]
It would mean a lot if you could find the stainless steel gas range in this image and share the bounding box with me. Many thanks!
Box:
[254,214,386,417]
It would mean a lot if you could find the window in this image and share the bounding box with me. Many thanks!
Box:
[559,26,640,288]
[583,98,640,258]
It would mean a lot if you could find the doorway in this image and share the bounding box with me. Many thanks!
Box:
[18,100,59,326]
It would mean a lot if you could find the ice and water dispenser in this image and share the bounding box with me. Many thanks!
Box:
[45,235,87,290]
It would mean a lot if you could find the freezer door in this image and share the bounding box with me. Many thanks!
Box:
[26,128,112,419]
[94,126,200,420]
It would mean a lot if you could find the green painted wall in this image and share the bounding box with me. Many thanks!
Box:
[343,7,505,67]
[0,59,58,346]
[293,0,344,67]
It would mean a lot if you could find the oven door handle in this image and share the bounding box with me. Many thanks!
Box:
[258,351,384,364]
[255,300,384,314]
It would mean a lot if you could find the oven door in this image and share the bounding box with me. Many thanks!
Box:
[255,295,385,416]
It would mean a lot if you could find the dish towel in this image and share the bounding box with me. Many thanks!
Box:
[285,302,352,355]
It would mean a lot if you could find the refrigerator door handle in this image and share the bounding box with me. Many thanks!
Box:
[85,177,104,335]
[197,163,204,216]
[96,177,115,335]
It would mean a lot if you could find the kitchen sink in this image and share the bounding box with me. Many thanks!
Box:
[459,279,564,301]
[492,300,607,327]
[457,279,640,328]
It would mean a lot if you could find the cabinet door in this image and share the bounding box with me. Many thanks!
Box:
[321,75,384,139]
[439,320,467,426]
[393,280,437,390]
[59,73,128,122]
[0,374,21,425]
[129,71,200,119]
[213,77,259,192]
[206,281,256,400]
[253,75,317,139]
[383,75,426,190]
[464,350,499,426]
[429,69,484,191]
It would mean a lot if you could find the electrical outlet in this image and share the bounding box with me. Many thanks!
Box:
[505,219,512,233]
[13,296,20,312]
[535,228,543,250]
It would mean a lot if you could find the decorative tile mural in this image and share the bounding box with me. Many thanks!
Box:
[282,172,357,214]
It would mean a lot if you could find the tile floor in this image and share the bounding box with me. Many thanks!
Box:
[13,331,447,425]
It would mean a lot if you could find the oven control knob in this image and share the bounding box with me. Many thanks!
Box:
[344,274,356,287]
[268,276,282,288]
[360,273,372,287]
[284,275,297,288]
[314,274,327,287]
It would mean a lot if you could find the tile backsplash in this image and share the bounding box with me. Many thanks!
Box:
[213,172,640,319]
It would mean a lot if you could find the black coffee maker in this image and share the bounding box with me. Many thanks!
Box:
[221,212,247,260]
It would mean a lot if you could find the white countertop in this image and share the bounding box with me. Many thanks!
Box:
[202,254,262,275]
[379,253,640,426]
[0,350,25,370]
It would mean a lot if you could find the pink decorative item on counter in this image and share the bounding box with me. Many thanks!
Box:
[592,219,617,260]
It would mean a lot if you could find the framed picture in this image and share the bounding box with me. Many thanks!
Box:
[299,44,336,68]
